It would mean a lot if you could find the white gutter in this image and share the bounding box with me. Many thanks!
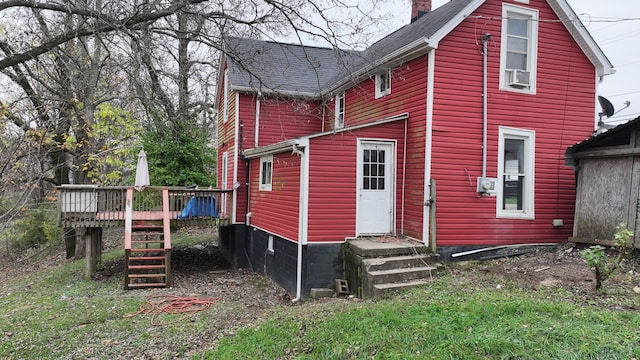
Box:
[243,139,301,159]
[422,49,436,247]
[292,139,309,302]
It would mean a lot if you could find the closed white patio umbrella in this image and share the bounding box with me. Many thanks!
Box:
[134,149,150,191]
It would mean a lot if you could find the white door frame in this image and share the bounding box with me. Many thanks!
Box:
[356,139,396,236]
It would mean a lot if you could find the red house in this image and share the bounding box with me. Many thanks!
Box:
[216,0,613,299]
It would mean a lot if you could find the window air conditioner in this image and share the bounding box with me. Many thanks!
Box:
[506,69,531,88]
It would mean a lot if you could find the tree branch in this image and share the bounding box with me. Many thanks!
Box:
[0,0,208,70]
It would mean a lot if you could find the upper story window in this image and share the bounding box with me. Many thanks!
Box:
[335,92,345,129]
[497,127,535,219]
[499,4,538,94]
[375,70,391,99]
[259,155,273,191]
[223,69,229,123]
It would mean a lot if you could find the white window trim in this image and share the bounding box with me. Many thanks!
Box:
[497,127,535,219]
[221,152,228,216]
[267,234,274,254]
[335,92,345,129]
[498,4,539,94]
[375,70,391,99]
[223,69,229,123]
[259,155,273,191]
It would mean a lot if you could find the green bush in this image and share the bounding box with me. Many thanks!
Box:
[9,205,62,251]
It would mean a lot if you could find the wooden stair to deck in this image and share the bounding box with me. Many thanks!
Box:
[123,188,173,289]
[125,221,171,289]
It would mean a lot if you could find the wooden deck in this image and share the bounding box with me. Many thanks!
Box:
[58,185,232,228]
[57,185,233,283]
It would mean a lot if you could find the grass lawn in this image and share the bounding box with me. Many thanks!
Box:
[1,235,639,359]
[203,279,640,359]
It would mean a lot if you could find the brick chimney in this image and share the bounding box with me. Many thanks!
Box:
[411,0,432,22]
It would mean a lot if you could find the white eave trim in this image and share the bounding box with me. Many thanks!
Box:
[429,0,485,44]
[231,85,321,99]
[547,0,615,77]
[324,40,435,97]
[242,112,408,159]
[307,112,409,139]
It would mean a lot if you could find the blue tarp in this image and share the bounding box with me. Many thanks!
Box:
[177,196,218,219]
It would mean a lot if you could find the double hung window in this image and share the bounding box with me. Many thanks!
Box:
[500,5,538,93]
[497,127,535,219]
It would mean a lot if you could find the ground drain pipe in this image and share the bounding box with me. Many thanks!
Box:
[451,243,556,258]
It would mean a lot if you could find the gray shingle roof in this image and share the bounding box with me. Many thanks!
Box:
[225,0,472,97]
[224,37,361,97]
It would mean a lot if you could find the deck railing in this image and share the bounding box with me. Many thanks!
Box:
[58,185,232,228]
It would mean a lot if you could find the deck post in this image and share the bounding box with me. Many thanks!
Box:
[124,188,133,249]
[84,228,102,280]
[162,188,171,249]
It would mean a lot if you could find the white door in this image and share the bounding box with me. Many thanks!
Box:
[357,141,394,235]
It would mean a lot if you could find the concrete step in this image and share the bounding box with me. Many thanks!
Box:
[373,279,432,297]
[362,254,438,272]
[347,238,428,258]
[367,266,436,285]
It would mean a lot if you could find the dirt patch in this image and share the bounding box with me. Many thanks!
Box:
[449,243,640,310]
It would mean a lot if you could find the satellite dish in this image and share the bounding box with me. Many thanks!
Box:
[598,96,615,118]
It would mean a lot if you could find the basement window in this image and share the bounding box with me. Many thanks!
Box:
[267,235,274,254]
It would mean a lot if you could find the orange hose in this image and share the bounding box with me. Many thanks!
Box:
[125,295,223,326]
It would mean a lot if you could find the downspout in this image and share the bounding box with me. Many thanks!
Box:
[239,121,254,271]
[401,118,408,234]
[481,33,492,179]
[291,143,306,302]
[423,49,436,246]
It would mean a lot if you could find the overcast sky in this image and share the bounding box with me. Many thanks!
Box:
[387,0,640,125]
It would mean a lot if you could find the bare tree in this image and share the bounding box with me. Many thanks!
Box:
[0,0,387,257]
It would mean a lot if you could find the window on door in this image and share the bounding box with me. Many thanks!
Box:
[497,127,535,219]
[259,155,273,191]
[362,148,386,190]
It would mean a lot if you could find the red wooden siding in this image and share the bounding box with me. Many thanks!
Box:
[257,97,323,147]
[233,94,259,221]
[323,57,430,240]
[430,1,597,246]
[306,121,406,242]
[217,69,237,219]
[248,152,301,241]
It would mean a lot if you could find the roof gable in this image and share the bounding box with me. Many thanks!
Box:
[222,0,613,98]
